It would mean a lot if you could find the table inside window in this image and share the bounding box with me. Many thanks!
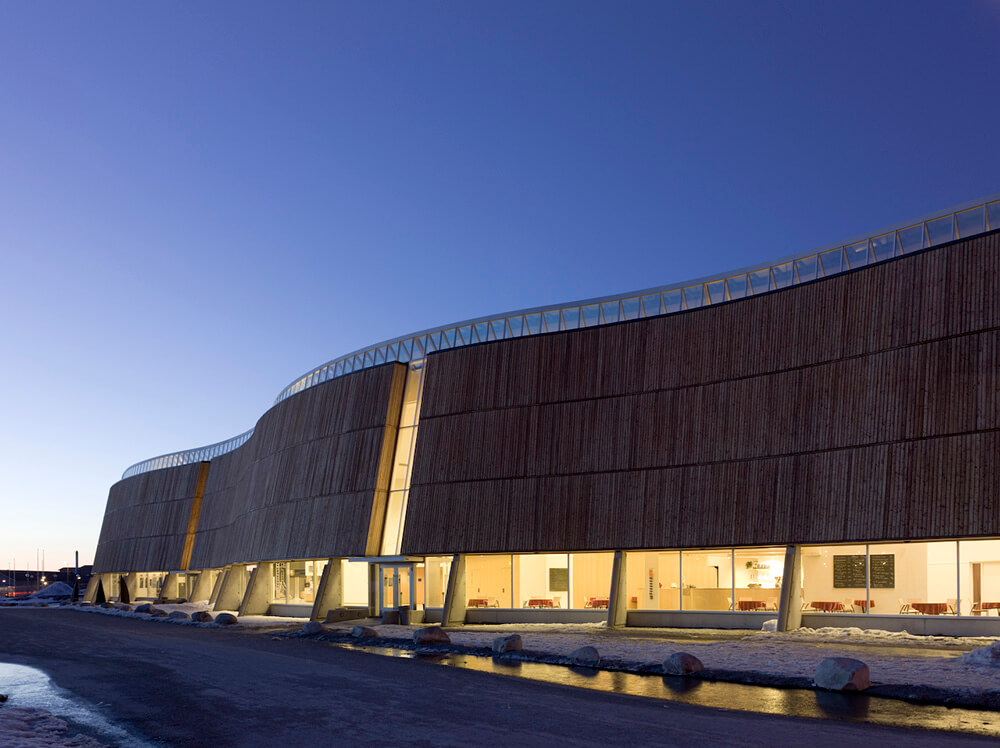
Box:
[810,601,846,612]
[853,599,874,612]
[737,600,767,611]
[467,597,490,608]
[526,598,556,608]
[910,602,948,615]
[585,597,609,609]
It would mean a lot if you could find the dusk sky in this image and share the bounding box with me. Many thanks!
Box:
[2,2,998,569]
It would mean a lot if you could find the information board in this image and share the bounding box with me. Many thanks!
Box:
[869,554,895,588]
[832,554,895,588]
[549,567,569,592]
[833,555,866,588]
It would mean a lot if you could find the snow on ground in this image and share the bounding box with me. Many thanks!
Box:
[0,706,109,748]
[47,604,1000,701]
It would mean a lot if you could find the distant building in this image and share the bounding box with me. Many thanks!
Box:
[90,195,1000,634]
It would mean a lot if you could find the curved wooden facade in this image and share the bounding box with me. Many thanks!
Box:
[94,363,404,572]
[401,231,1000,555]
[93,461,208,573]
[93,229,1000,578]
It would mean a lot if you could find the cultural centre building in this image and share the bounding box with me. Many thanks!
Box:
[90,194,1000,635]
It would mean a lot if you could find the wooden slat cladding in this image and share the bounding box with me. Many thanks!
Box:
[403,231,1000,555]
[189,363,405,569]
[93,462,205,573]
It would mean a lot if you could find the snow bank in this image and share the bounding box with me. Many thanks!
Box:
[0,706,108,747]
[29,583,74,600]
[962,641,1000,668]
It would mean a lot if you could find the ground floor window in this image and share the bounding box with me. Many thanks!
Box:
[464,553,614,609]
[625,548,785,611]
[136,572,165,598]
[801,539,1000,615]
[270,560,327,605]
[343,560,370,606]
[423,556,451,608]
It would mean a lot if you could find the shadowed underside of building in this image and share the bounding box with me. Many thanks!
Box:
[90,199,1000,634]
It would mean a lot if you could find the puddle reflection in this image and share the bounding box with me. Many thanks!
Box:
[335,644,1000,737]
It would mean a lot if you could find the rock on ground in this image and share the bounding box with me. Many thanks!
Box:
[493,634,523,654]
[168,611,191,620]
[191,611,214,623]
[352,625,379,638]
[214,613,238,626]
[300,621,323,636]
[570,646,600,666]
[413,626,450,645]
[663,652,704,675]
[814,657,870,691]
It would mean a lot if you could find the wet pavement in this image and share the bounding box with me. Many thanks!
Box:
[337,644,1000,738]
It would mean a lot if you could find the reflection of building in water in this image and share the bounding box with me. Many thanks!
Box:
[89,195,1000,633]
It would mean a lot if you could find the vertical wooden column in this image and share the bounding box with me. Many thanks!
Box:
[777,545,803,632]
[310,558,344,622]
[442,554,467,626]
[606,550,628,628]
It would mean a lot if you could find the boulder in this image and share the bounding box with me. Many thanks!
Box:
[761,619,778,632]
[148,607,168,618]
[168,610,190,620]
[351,625,380,639]
[663,652,704,676]
[215,612,239,626]
[300,621,323,636]
[493,634,523,654]
[100,602,114,609]
[413,626,451,645]
[115,604,132,612]
[134,603,154,614]
[814,657,870,691]
[191,611,214,623]
[569,646,600,666]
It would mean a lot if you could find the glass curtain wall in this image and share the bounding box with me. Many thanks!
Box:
[270,560,328,605]
[423,556,451,608]
[800,540,1000,615]
[464,553,614,609]
[625,548,784,611]
[136,572,165,598]
[381,363,425,555]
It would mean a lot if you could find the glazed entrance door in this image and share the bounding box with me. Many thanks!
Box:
[379,564,413,613]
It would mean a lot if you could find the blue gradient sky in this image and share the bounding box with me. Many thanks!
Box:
[2,2,998,568]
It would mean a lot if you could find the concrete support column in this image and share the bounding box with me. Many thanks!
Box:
[239,562,274,617]
[189,570,216,603]
[214,565,250,612]
[208,569,226,606]
[777,545,803,632]
[441,554,467,627]
[310,558,344,622]
[121,572,138,603]
[606,550,628,628]
[158,573,180,602]
[83,575,102,604]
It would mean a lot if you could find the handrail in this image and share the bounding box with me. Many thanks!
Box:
[122,193,1000,479]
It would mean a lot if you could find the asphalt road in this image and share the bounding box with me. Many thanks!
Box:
[0,609,995,747]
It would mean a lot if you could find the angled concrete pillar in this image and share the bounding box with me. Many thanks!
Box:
[777,545,803,632]
[238,562,273,617]
[83,575,102,604]
[120,572,138,603]
[441,554,467,626]
[190,570,216,603]
[208,568,227,606]
[158,573,180,602]
[214,565,250,612]
[310,559,344,621]
[606,550,628,628]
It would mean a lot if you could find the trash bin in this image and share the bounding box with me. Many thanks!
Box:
[399,605,410,625]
